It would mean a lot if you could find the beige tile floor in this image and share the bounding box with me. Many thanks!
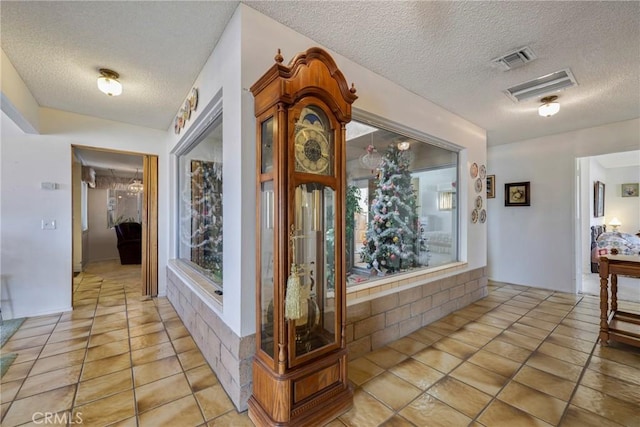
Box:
[1,261,639,426]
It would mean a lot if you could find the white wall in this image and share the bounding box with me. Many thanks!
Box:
[605,165,640,234]
[1,105,169,319]
[1,113,72,318]
[72,159,83,272]
[488,118,640,293]
[87,189,119,262]
[578,157,607,272]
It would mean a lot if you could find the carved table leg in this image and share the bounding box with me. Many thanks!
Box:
[611,274,618,312]
[599,275,610,345]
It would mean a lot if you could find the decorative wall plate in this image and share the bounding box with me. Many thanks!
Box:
[189,88,199,111]
[475,195,483,209]
[183,101,191,120]
[470,163,479,178]
[475,178,483,193]
[479,165,486,179]
[471,208,479,223]
[480,209,487,223]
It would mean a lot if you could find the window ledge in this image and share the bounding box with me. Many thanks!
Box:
[347,262,468,305]
[168,259,223,312]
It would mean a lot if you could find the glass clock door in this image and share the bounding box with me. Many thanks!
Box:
[287,183,337,360]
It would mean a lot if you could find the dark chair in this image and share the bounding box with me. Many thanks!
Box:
[115,222,142,265]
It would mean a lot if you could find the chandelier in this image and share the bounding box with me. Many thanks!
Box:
[360,144,382,173]
[128,169,143,193]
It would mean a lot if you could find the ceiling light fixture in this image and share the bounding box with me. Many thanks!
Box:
[360,143,382,174]
[397,141,411,151]
[538,95,560,117]
[97,68,122,96]
[128,169,143,193]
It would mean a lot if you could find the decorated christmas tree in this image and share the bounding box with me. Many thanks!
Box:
[181,160,223,282]
[361,145,421,274]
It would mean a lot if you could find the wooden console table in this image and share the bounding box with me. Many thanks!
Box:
[598,255,640,347]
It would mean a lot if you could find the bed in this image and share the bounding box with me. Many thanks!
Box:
[591,225,640,273]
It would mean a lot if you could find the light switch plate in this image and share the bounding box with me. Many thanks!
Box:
[41,182,59,190]
[42,220,56,230]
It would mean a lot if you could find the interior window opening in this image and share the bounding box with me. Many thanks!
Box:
[177,115,224,287]
[345,120,459,287]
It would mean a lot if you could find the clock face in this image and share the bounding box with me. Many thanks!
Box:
[295,128,330,174]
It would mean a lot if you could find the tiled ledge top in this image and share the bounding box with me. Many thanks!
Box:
[346,262,469,305]
[168,259,223,311]
[167,258,469,311]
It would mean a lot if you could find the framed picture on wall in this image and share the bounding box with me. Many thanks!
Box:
[486,175,495,199]
[621,183,639,197]
[505,182,530,206]
[594,181,605,217]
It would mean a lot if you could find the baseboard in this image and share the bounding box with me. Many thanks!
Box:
[7,305,72,320]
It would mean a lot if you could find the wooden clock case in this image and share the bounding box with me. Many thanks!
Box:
[248,47,357,426]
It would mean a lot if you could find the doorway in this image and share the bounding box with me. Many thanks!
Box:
[575,152,640,302]
[72,146,159,303]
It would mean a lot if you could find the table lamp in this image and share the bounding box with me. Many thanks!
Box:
[609,217,622,232]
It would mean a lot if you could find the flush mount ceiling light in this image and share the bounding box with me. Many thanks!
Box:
[538,95,560,117]
[97,68,122,96]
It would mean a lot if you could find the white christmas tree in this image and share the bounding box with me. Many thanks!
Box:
[180,161,223,281]
[361,145,422,275]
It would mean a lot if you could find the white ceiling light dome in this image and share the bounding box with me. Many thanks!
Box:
[538,95,560,117]
[97,68,122,96]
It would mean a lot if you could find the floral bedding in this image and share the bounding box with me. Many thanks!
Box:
[594,232,640,258]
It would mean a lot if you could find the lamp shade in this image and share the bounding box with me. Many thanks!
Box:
[97,69,122,96]
[538,95,560,117]
[609,217,621,227]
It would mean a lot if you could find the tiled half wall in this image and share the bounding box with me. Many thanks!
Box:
[346,267,488,359]
[167,264,488,411]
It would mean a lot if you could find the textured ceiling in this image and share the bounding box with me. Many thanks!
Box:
[248,1,640,146]
[1,1,639,146]
[1,1,238,130]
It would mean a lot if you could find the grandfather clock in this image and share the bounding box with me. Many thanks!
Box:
[249,47,357,426]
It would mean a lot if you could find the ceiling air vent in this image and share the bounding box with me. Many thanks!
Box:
[492,46,537,71]
[505,68,578,103]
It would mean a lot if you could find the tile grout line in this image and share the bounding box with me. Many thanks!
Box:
[5,276,634,427]
[152,295,210,425]
[70,275,102,426]
[353,283,533,425]
[358,283,590,426]
[483,289,621,426]
[466,284,558,426]
[2,309,65,425]
[555,300,605,425]
[124,275,141,427]
[408,284,550,426]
